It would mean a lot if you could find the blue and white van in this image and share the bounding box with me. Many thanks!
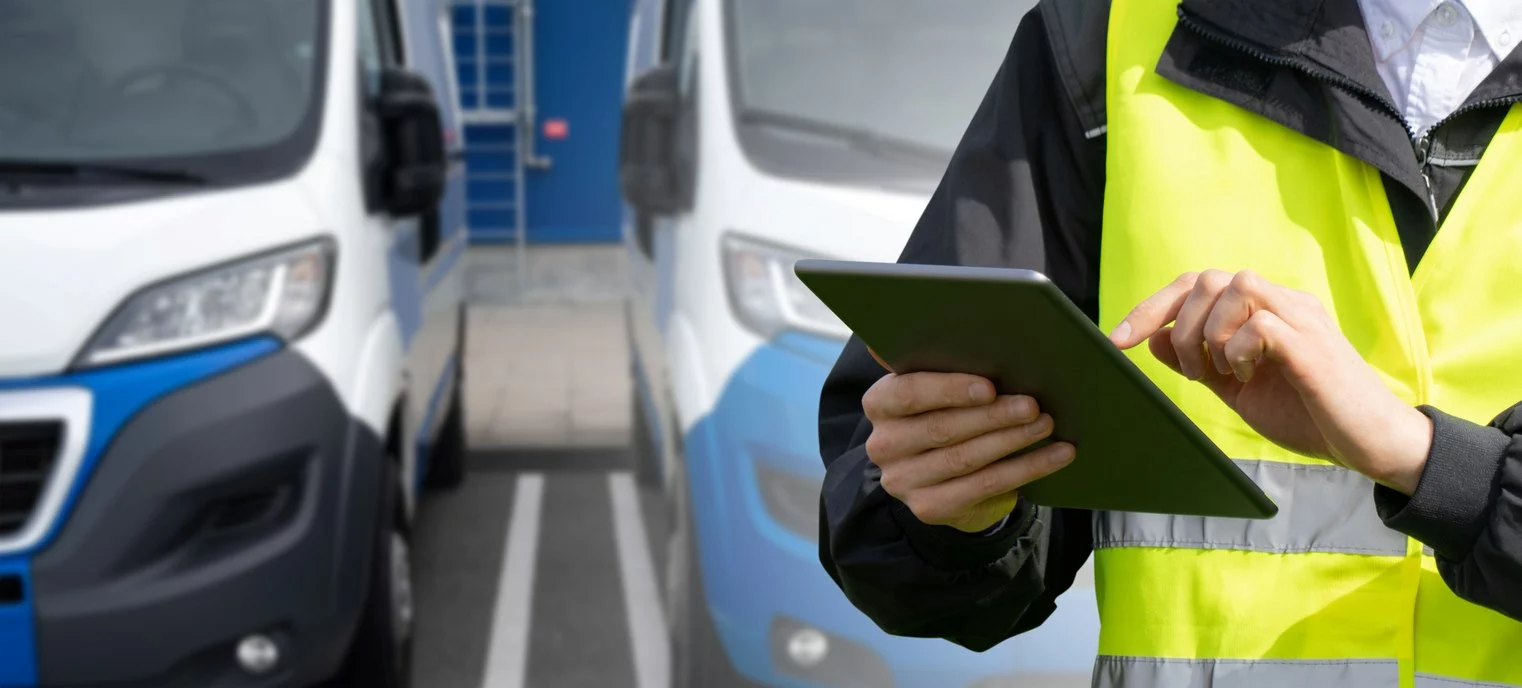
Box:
[620,0,1100,686]
[0,0,467,686]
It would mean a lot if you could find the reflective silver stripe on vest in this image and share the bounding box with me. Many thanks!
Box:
[1094,459,1408,556]
[1094,656,1398,688]
[1416,674,1522,688]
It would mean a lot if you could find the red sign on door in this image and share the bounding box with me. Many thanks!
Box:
[543,118,570,141]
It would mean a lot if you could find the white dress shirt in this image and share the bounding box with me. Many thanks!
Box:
[1358,0,1522,137]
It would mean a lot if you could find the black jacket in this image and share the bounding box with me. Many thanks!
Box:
[817,0,1522,652]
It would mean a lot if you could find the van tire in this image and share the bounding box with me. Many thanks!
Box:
[338,461,414,688]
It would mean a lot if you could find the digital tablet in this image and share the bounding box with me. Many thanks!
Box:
[795,260,1277,519]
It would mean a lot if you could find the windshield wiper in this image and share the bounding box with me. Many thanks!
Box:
[0,159,207,186]
[736,109,950,163]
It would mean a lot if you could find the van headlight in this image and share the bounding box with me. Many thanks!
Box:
[79,240,335,368]
[722,234,849,341]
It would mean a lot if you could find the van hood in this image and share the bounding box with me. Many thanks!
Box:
[723,176,931,263]
[0,184,326,378]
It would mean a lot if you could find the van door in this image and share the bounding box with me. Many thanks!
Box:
[625,0,695,474]
[360,0,466,495]
[398,0,469,487]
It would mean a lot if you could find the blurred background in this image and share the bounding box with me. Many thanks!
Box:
[0,0,1098,687]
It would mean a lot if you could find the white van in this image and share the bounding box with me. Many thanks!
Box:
[621,0,1100,686]
[0,1,466,686]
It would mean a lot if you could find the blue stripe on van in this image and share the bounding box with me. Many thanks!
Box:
[0,559,36,687]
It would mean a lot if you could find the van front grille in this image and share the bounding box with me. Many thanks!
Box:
[0,422,63,536]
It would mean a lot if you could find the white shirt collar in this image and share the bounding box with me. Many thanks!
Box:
[1361,0,1522,62]
[1462,0,1522,58]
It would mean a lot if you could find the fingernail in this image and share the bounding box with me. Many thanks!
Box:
[1231,360,1254,382]
[969,382,993,403]
[1009,397,1034,420]
[1049,444,1076,465]
[1109,321,1132,344]
[1032,414,1054,435]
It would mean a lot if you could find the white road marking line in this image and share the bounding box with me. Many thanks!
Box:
[608,471,671,688]
[481,472,545,688]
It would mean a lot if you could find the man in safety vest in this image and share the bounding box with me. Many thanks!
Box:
[818,0,1522,686]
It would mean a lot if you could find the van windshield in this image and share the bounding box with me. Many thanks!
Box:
[726,0,1032,188]
[0,0,325,184]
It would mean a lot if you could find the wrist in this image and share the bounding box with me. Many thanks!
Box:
[1371,405,1433,495]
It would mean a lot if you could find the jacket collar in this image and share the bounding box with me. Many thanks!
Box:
[1180,0,1394,101]
[1180,0,1522,108]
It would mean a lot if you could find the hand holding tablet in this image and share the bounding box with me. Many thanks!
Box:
[796,259,1277,520]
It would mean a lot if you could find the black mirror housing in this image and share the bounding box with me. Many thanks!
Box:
[619,64,688,215]
[378,68,447,217]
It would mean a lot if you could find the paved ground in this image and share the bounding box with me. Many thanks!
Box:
[412,245,661,688]
[407,246,1094,688]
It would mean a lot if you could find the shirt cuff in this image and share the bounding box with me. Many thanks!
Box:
[1374,405,1508,561]
[890,497,1033,572]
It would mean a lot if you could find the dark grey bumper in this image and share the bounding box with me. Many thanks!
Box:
[31,350,385,687]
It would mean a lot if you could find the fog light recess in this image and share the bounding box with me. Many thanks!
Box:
[786,627,830,669]
[236,634,280,675]
[769,617,893,687]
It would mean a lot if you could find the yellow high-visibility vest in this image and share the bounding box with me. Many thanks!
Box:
[1094,0,1522,686]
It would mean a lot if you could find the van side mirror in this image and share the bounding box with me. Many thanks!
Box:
[619,63,689,215]
[377,68,447,217]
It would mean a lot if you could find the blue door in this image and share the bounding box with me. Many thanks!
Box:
[524,0,631,243]
[450,0,631,245]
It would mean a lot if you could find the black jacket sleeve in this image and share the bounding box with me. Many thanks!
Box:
[1376,403,1522,621]
[816,6,1107,652]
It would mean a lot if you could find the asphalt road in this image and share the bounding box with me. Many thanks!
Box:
[411,448,670,688]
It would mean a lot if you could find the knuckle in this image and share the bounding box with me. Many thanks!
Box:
[907,496,945,525]
[976,467,1009,497]
[942,444,975,475]
[1247,309,1277,328]
[861,380,890,419]
[984,400,1009,425]
[891,377,921,413]
[1207,327,1233,350]
[1197,269,1231,291]
[1169,325,1191,347]
[924,414,956,446]
[864,431,895,463]
[1231,269,1265,294]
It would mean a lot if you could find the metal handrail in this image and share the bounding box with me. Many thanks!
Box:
[518,0,552,169]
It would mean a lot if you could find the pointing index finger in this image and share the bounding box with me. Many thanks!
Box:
[1111,273,1199,349]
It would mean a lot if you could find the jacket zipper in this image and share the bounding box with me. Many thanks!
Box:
[1412,95,1522,220]
[1415,135,1437,221]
